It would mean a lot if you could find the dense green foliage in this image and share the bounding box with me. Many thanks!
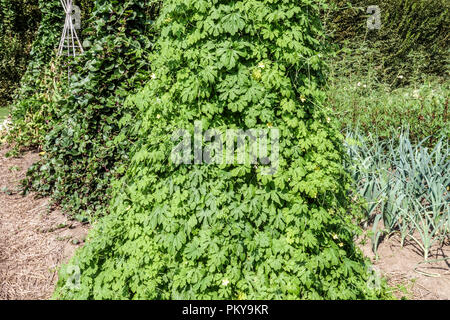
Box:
[20,0,160,218]
[324,0,450,269]
[6,0,94,151]
[0,0,40,107]
[54,0,389,299]
[11,0,64,114]
[0,107,8,119]
[6,0,68,150]
[324,0,449,85]
[6,0,445,300]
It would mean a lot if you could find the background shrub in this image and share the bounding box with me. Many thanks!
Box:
[5,0,94,150]
[0,0,40,108]
[22,0,161,219]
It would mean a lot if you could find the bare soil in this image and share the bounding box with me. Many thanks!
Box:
[359,233,450,300]
[0,147,89,300]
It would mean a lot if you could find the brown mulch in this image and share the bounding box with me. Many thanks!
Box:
[0,147,89,300]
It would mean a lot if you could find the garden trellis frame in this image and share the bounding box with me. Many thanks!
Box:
[57,0,83,57]
[57,0,84,83]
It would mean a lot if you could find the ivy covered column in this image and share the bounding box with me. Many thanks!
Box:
[24,0,160,217]
[0,0,41,107]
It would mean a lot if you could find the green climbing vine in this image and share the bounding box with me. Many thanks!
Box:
[6,0,68,150]
[54,0,390,299]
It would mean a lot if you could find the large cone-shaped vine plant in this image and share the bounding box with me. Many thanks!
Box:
[55,0,388,299]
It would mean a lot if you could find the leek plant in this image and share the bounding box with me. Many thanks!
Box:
[345,131,449,260]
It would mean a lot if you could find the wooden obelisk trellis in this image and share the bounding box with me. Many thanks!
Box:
[57,0,84,84]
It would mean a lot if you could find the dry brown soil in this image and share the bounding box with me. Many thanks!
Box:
[0,147,89,300]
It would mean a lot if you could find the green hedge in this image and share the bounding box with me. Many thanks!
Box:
[6,0,95,151]
[324,0,449,84]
